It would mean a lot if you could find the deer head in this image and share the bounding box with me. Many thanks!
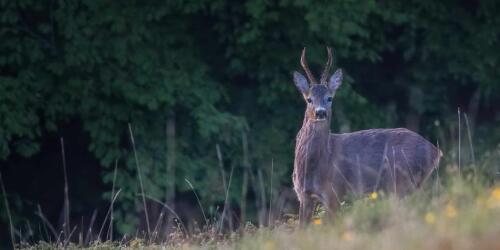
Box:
[293,47,343,122]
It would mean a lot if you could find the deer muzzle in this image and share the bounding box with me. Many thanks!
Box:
[314,108,327,121]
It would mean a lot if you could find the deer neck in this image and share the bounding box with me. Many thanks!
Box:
[293,113,331,193]
[296,114,331,158]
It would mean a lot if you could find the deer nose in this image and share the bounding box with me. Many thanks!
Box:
[315,108,327,119]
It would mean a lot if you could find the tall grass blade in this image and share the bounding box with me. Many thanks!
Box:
[128,123,151,235]
[216,144,227,192]
[98,189,122,241]
[107,159,119,241]
[185,178,208,226]
[85,209,98,245]
[0,172,15,248]
[36,205,58,240]
[457,107,461,177]
[219,164,235,234]
[240,132,250,230]
[139,194,188,236]
[60,137,70,244]
[268,159,274,226]
[464,113,476,173]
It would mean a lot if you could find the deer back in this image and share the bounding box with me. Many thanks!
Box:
[328,128,441,196]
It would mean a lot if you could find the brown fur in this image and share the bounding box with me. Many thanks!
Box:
[292,48,442,226]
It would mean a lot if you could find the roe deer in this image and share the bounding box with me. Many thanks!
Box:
[292,47,442,226]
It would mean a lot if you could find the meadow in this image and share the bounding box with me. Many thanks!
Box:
[17,150,500,249]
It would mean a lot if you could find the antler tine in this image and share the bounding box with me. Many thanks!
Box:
[320,47,333,85]
[300,47,317,84]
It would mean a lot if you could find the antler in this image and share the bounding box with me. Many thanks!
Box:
[301,47,317,84]
[320,47,333,85]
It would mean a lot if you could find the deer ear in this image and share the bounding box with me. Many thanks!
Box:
[293,71,309,95]
[328,69,343,92]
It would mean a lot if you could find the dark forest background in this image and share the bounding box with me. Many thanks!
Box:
[1,0,499,246]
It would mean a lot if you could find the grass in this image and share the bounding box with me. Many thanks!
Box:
[12,115,500,249]
[20,173,500,250]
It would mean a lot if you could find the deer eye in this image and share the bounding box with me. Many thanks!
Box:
[326,97,333,102]
[306,98,312,103]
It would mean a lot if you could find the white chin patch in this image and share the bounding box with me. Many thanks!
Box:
[313,118,326,122]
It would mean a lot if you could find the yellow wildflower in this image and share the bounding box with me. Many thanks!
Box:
[486,188,500,209]
[425,212,436,224]
[445,204,457,218]
[369,192,378,200]
[341,231,354,241]
[313,218,322,225]
[491,187,500,201]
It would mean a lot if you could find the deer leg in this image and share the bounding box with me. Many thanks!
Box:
[299,196,314,227]
[324,196,340,224]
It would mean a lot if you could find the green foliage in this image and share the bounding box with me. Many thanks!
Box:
[1,0,499,236]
